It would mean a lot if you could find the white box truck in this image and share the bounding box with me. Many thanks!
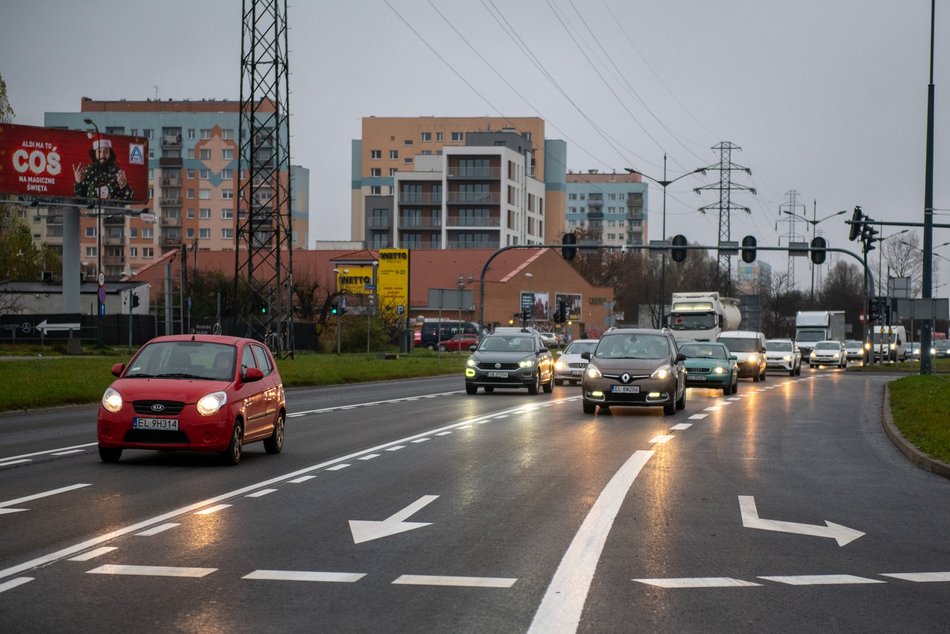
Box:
[870,324,907,362]
[794,310,846,358]
[667,292,741,342]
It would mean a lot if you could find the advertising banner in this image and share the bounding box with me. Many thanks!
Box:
[337,266,376,295]
[0,123,149,204]
[555,293,583,320]
[521,291,549,320]
[377,248,409,317]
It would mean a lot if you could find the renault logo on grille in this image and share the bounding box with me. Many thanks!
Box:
[150,404,166,412]
[620,373,632,383]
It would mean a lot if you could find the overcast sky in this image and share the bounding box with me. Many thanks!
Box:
[2,0,948,291]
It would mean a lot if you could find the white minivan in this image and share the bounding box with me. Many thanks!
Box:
[717,331,768,381]
[870,325,907,362]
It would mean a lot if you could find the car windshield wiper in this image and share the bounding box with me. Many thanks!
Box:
[125,373,159,378]
[157,372,205,379]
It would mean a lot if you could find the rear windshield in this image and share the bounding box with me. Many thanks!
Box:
[766,340,792,351]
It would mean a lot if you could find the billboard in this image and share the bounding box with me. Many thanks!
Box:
[555,293,583,320]
[337,266,376,295]
[521,291,549,320]
[0,123,149,204]
[377,249,409,317]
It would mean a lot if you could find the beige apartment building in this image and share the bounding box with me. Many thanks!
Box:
[351,116,567,250]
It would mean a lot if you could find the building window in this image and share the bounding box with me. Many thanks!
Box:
[142,228,153,239]
[187,129,196,139]
[186,169,195,179]
[222,228,233,239]
[421,132,431,142]
[389,168,398,176]
[131,129,139,137]
[85,246,96,257]
[222,149,234,160]
[370,168,381,177]
[404,139,413,145]
[199,208,211,219]
[86,226,97,238]
[370,186,381,195]
[221,168,233,180]
[129,247,138,258]
[222,129,234,140]
[199,228,210,239]
[389,149,398,159]
[404,158,413,164]
[222,189,234,199]
[200,129,212,139]
[143,247,154,258]
[143,129,153,139]
[200,169,210,180]
[200,189,211,200]
[451,132,463,142]
[371,150,381,159]
[222,208,233,219]
[436,132,443,142]
[199,149,211,160]
[187,208,195,219]
[186,228,195,239]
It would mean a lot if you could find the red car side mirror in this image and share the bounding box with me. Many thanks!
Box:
[111,362,125,377]
[242,367,264,383]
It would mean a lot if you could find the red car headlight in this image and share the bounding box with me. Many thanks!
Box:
[196,391,228,416]
[102,387,123,413]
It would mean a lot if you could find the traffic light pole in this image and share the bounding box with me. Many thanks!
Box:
[476,243,872,337]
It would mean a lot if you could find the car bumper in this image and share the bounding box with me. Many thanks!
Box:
[810,355,843,365]
[765,358,794,371]
[97,406,232,452]
[465,367,539,389]
[685,372,732,388]
[736,363,764,378]
[581,377,676,407]
[554,368,586,381]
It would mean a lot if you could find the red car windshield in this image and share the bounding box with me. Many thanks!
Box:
[125,341,236,380]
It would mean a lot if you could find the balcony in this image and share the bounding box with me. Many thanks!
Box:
[446,166,500,179]
[159,197,182,207]
[102,255,125,266]
[160,236,182,247]
[367,217,391,229]
[161,134,182,148]
[398,192,442,205]
[159,157,183,168]
[445,240,500,249]
[446,193,500,205]
[398,217,442,229]
[104,236,126,246]
[445,216,500,228]
[160,216,181,227]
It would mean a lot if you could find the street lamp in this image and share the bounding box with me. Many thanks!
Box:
[332,268,348,354]
[457,274,465,352]
[626,157,705,327]
[83,118,105,343]
[782,206,848,302]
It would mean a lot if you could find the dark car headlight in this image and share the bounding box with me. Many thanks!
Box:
[651,364,672,380]
[585,365,602,379]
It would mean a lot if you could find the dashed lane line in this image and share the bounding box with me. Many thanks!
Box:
[87,564,216,578]
[244,570,365,583]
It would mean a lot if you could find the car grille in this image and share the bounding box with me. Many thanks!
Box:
[132,400,186,416]
[474,362,521,370]
[687,367,711,374]
[600,373,649,381]
[123,429,190,444]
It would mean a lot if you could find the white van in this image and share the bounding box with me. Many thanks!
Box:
[870,325,907,362]
[717,330,768,381]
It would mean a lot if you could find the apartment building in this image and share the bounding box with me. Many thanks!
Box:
[39,97,308,281]
[565,170,649,248]
[352,116,568,249]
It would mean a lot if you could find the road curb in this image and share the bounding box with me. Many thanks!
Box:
[882,383,950,479]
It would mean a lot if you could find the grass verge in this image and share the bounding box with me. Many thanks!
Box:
[888,374,950,464]
[0,350,469,413]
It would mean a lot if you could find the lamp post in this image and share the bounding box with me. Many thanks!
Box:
[83,118,105,344]
[457,274,465,352]
[332,268,347,354]
[872,229,909,361]
[781,206,847,303]
[626,157,704,327]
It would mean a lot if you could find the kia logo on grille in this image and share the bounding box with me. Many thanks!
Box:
[620,373,631,383]
[151,404,166,412]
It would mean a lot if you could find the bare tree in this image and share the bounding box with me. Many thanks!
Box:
[884,231,924,297]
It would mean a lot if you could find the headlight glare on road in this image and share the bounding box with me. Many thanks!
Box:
[651,365,671,380]
[586,365,602,379]
[196,391,227,416]
[101,387,123,413]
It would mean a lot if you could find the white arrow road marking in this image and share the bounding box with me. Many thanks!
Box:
[0,483,91,514]
[349,495,439,544]
[738,496,864,547]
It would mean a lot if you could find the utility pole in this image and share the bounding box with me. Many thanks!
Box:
[776,190,806,292]
[694,142,756,294]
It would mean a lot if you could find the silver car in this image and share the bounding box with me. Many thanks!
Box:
[765,338,802,376]
[554,339,598,385]
[809,340,846,368]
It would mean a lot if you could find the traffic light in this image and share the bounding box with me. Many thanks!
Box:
[555,301,567,323]
[810,236,827,265]
[131,292,140,308]
[848,206,864,241]
[260,302,268,315]
[561,233,577,261]
[330,302,339,315]
[670,234,688,262]
[741,235,757,263]
[861,223,879,253]
[521,307,531,322]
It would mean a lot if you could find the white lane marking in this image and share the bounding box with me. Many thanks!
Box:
[759,575,884,586]
[727,397,741,401]
[386,446,406,452]
[0,442,97,463]
[288,475,316,484]
[349,495,438,544]
[358,454,380,461]
[634,577,760,588]
[287,391,462,417]
[435,431,453,436]
[0,483,91,510]
[87,564,216,578]
[881,572,950,582]
[246,489,277,498]
[326,464,350,471]
[0,459,32,468]
[528,450,654,634]
[392,575,517,588]
[68,547,117,561]
[688,414,708,420]
[703,407,719,412]
[194,504,231,516]
[649,435,674,444]
[670,423,693,431]
[411,438,431,443]
[718,402,732,406]
[51,449,86,457]
[0,399,575,583]
[135,523,179,536]
[0,578,33,594]
[244,570,365,583]
[738,496,864,546]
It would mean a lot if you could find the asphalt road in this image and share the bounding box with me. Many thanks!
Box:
[1,369,948,633]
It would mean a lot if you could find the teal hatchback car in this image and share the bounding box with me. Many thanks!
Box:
[679,341,738,396]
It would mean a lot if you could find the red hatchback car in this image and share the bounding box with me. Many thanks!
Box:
[97,334,286,465]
